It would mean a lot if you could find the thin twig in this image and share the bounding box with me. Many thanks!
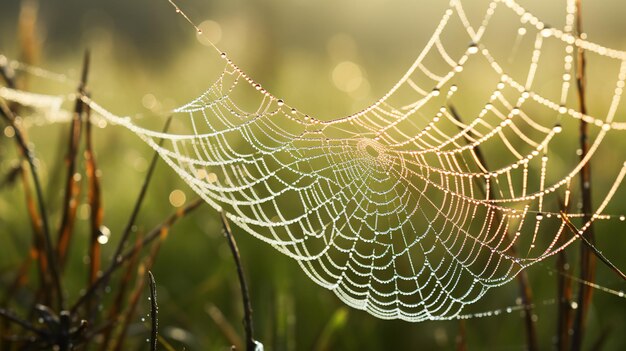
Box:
[556,196,573,351]
[0,307,45,336]
[98,233,144,351]
[448,104,538,351]
[112,116,172,265]
[113,227,165,351]
[57,50,89,268]
[456,320,467,351]
[72,117,171,316]
[572,1,596,349]
[559,212,626,281]
[71,198,204,314]
[148,271,158,351]
[1,48,51,305]
[0,99,63,310]
[86,101,103,287]
[220,211,256,351]
[206,304,244,351]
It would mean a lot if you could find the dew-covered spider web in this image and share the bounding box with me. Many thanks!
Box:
[2,0,626,322]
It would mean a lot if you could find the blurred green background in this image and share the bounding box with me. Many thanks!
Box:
[1,0,626,349]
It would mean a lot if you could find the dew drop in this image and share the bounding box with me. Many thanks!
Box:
[220,52,227,59]
[277,99,285,107]
[467,42,479,54]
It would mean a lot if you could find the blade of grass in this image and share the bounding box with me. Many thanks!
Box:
[83,95,105,330]
[71,117,171,316]
[0,307,45,336]
[0,50,50,305]
[206,304,244,351]
[0,99,63,310]
[112,116,172,263]
[220,211,257,351]
[312,307,348,351]
[111,262,149,351]
[0,256,33,350]
[456,320,467,351]
[148,271,158,351]
[112,220,167,351]
[98,232,144,351]
[71,198,204,314]
[57,50,89,268]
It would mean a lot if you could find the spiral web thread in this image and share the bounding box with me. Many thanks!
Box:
[2,0,626,322]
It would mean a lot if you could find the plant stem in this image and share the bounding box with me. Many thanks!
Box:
[220,211,257,351]
[448,104,538,351]
[148,271,158,351]
[0,99,63,310]
[571,0,596,349]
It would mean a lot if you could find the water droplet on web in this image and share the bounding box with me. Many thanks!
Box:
[220,52,227,59]
[141,317,145,322]
[467,42,479,54]
[277,99,284,107]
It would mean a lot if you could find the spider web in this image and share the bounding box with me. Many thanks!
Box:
[2,0,626,322]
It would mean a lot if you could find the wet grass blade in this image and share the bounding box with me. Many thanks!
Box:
[0,99,62,310]
[148,271,158,351]
[220,211,257,351]
[71,198,203,314]
[57,51,89,268]
[98,233,144,351]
